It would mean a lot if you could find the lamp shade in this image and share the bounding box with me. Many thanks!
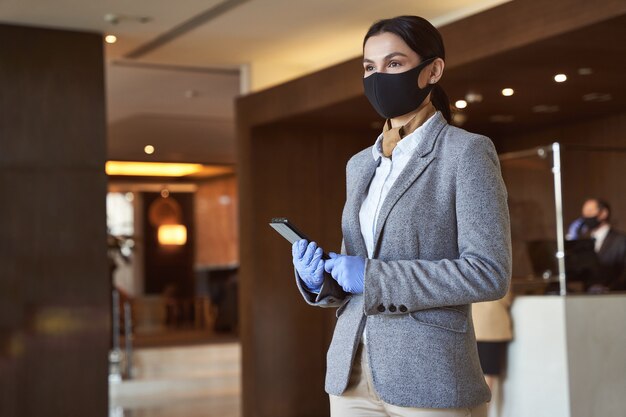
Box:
[158,224,187,246]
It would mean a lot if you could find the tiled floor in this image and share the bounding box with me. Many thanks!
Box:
[110,342,241,417]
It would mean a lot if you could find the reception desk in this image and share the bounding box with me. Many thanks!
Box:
[500,294,626,417]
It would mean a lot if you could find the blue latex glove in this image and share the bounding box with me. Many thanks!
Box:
[292,239,325,293]
[324,252,365,294]
[566,217,585,240]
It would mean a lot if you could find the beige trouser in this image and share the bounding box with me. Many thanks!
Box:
[330,344,487,417]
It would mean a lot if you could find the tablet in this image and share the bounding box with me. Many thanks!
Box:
[269,218,330,259]
[269,218,312,245]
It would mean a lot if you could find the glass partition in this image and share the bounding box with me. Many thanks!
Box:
[500,143,626,295]
[500,145,563,294]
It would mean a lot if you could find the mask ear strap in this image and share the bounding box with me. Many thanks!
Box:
[418,57,437,73]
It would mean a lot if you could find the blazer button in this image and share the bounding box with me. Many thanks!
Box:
[377,304,386,312]
[388,304,397,312]
[399,305,407,312]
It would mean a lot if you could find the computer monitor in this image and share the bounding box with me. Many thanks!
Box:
[526,238,600,289]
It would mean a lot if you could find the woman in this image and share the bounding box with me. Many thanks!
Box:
[473,291,514,413]
[292,15,511,417]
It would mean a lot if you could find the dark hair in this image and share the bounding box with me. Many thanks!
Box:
[363,16,451,123]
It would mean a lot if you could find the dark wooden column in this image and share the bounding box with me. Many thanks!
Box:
[0,24,109,416]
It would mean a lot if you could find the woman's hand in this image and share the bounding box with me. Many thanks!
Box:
[292,240,325,293]
[324,253,365,294]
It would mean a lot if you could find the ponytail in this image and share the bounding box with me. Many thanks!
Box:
[431,84,451,123]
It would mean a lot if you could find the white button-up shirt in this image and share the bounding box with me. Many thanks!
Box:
[358,112,437,342]
[359,112,437,258]
[591,224,611,252]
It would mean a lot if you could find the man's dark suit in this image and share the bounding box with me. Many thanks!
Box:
[598,229,626,290]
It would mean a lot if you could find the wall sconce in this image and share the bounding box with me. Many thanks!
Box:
[158,224,187,246]
[148,189,187,247]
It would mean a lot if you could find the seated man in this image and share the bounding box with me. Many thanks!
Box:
[567,198,626,291]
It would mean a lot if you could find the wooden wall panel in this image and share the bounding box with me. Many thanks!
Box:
[495,111,626,227]
[0,24,108,417]
[501,158,558,278]
[195,175,239,267]
[239,125,374,417]
[439,0,626,68]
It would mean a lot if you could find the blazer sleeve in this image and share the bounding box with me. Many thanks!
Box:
[363,136,512,314]
[294,239,348,307]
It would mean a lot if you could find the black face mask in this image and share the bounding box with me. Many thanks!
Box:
[363,57,436,119]
[582,216,601,230]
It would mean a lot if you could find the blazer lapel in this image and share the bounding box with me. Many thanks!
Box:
[598,229,616,257]
[345,153,379,257]
[372,113,447,254]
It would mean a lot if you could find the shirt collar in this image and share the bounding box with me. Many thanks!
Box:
[372,135,384,160]
[591,223,611,240]
[371,111,439,161]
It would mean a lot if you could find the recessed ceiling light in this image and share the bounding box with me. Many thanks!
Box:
[104,13,152,25]
[578,68,593,75]
[105,35,117,44]
[455,100,468,109]
[144,145,155,155]
[465,92,483,103]
[452,112,467,126]
[532,104,560,113]
[554,74,567,83]
[489,115,514,123]
[501,88,514,97]
[583,92,612,102]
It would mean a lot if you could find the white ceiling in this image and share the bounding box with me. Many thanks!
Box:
[0,0,509,164]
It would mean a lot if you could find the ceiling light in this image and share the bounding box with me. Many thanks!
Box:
[578,68,593,75]
[455,100,468,109]
[144,145,155,155]
[105,162,204,177]
[583,92,612,102]
[104,13,152,25]
[532,105,560,113]
[452,112,467,126]
[465,92,483,103]
[489,115,514,123]
[501,88,514,97]
[554,74,567,83]
[105,35,117,44]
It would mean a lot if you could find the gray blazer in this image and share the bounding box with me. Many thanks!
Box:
[296,112,511,408]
